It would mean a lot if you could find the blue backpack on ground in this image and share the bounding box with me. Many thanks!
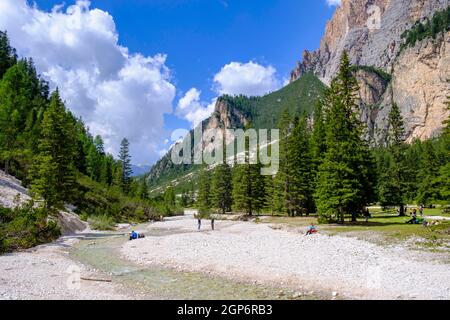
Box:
[130,231,138,240]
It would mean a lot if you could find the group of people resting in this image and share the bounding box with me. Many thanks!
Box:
[406,207,426,225]
[128,205,430,241]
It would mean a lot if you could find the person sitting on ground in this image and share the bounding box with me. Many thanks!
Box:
[305,223,317,236]
[406,210,417,224]
[129,230,138,241]
[129,230,145,240]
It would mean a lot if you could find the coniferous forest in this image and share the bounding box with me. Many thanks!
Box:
[194,52,450,222]
[0,32,175,253]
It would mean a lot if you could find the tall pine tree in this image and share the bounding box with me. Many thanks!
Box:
[315,52,374,223]
[416,141,441,205]
[30,90,77,209]
[378,102,409,215]
[211,163,233,214]
[232,140,266,216]
[197,169,211,213]
[286,113,314,215]
[272,109,291,215]
[0,31,17,79]
[119,138,132,194]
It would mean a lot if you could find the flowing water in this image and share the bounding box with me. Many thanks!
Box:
[68,225,317,300]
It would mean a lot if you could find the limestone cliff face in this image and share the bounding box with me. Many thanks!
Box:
[357,32,450,143]
[291,0,450,143]
[391,31,449,141]
[204,99,248,132]
[291,0,449,85]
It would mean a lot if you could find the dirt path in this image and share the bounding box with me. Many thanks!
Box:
[122,216,450,300]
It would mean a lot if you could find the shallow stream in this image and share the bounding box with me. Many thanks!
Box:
[69,225,316,300]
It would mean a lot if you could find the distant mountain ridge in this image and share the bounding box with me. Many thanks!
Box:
[131,164,151,177]
[146,0,450,190]
[147,73,326,187]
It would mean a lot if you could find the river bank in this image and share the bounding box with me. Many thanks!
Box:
[2,213,449,300]
[0,234,131,300]
[122,215,450,300]
[0,221,318,300]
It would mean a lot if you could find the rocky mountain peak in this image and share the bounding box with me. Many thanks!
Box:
[291,0,449,85]
[291,0,450,143]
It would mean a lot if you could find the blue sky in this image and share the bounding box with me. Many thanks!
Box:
[2,0,339,164]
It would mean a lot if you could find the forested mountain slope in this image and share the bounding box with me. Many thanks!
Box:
[147,73,326,188]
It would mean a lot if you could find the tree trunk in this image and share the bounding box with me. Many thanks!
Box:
[399,204,405,216]
[339,209,345,224]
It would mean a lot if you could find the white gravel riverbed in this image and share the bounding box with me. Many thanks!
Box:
[122,216,450,300]
[0,236,130,300]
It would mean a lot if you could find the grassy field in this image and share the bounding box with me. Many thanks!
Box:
[253,207,450,251]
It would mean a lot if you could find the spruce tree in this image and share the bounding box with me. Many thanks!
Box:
[378,102,409,215]
[264,174,275,215]
[211,163,233,214]
[94,135,105,155]
[251,160,266,214]
[0,31,17,79]
[272,109,291,215]
[86,143,102,181]
[232,142,266,216]
[119,138,132,194]
[100,154,114,186]
[232,164,251,215]
[286,113,314,215]
[112,161,124,189]
[30,90,77,209]
[315,52,374,223]
[197,169,211,213]
[416,141,441,205]
[311,101,327,169]
[0,63,32,173]
[435,95,450,202]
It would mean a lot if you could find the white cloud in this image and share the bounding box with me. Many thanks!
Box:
[176,88,216,128]
[176,61,282,128]
[213,61,280,97]
[326,0,341,6]
[0,0,175,164]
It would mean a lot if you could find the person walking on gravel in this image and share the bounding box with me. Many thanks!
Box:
[198,218,202,231]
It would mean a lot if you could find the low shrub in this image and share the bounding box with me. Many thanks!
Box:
[73,175,166,224]
[88,214,116,231]
[0,201,60,254]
